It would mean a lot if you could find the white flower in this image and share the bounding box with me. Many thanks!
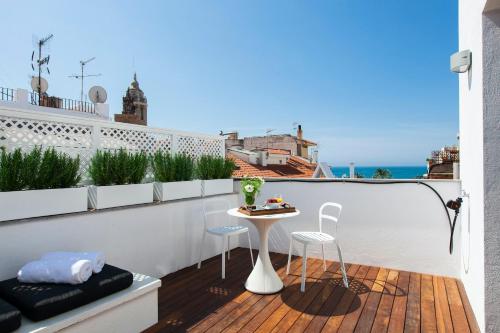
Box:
[244,184,255,193]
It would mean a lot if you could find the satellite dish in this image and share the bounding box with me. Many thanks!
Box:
[31,76,48,94]
[88,86,107,104]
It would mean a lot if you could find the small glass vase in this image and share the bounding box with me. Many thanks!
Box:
[245,193,256,207]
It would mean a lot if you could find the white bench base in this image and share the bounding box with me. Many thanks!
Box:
[16,273,161,333]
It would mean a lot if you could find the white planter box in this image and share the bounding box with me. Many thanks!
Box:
[153,180,202,201]
[202,179,234,196]
[88,183,154,209]
[0,187,87,222]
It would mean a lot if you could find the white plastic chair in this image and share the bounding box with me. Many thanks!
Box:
[197,199,254,279]
[286,202,349,292]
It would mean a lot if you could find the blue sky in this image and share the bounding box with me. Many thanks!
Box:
[0,1,458,166]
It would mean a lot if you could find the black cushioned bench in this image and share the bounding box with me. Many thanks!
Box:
[0,265,133,322]
[0,298,21,333]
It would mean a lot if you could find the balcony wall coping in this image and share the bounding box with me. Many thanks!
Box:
[0,192,238,226]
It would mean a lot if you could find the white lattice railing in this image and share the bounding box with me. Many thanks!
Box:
[0,106,224,182]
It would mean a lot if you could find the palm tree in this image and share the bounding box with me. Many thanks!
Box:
[373,168,392,179]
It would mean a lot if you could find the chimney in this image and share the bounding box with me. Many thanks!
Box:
[297,125,303,141]
[311,150,318,163]
[259,150,268,166]
[349,162,355,178]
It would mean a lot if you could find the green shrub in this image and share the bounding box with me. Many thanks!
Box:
[33,148,81,189]
[22,146,42,189]
[89,149,148,186]
[372,168,392,179]
[112,149,130,185]
[57,153,81,188]
[0,147,25,191]
[88,150,114,186]
[128,151,148,184]
[152,152,195,182]
[196,155,236,180]
[0,147,81,191]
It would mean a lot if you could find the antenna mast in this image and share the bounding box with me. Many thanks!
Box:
[31,34,53,104]
[68,57,101,105]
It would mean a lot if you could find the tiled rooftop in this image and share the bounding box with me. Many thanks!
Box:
[229,153,316,178]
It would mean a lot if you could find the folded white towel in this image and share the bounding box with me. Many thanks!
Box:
[17,259,92,285]
[41,252,105,273]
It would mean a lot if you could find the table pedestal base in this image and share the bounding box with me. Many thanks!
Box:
[244,219,283,294]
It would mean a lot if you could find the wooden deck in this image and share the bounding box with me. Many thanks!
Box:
[144,248,479,333]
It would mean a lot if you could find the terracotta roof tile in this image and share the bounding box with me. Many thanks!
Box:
[228,152,316,178]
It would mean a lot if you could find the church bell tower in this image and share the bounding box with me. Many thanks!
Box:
[114,73,148,126]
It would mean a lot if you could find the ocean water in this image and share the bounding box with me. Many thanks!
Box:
[330,166,427,179]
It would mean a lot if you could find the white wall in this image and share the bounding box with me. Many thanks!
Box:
[237,180,461,278]
[0,194,239,280]
[482,4,500,333]
[458,0,486,325]
[458,0,500,331]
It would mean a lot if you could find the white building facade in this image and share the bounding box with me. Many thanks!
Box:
[459,0,500,331]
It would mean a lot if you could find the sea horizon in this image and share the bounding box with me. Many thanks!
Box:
[329,165,427,179]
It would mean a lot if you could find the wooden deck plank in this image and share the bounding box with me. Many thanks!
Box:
[269,262,344,333]
[444,277,471,333]
[312,265,372,333]
[144,248,479,333]
[371,269,399,332]
[433,276,454,333]
[421,274,438,333]
[157,251,259,313]
[288,264,360,333]
[230,257,325,333]
[352,267,390,333]
[181,253,288,332]
[457,280,481,333]
[188,252,298,333]
[387,270,410,333]
[195,253,303,333]
[158,248,252,310]
[151,252,281,332]
[226,260,323,332]
[404,272,421,333]
[234,257,309,333]
[333,266,381,333]
[187,284,255,332]
[253,258,333,333]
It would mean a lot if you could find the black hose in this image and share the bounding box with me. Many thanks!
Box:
[450,212,459,254]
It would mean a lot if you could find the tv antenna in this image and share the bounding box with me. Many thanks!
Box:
[265,128,275,151]
[68,57,101,104]
[31,34,53,104]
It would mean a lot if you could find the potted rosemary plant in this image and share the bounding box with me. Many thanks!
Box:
[87,149,152,209]
[197,155,236,196]
[0,146,86,221]
[152,152,201,201]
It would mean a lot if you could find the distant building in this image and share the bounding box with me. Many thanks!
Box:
[225,125,317,161]
[425,146,460,179]
[224,125,318,178]
[114,73,148,126]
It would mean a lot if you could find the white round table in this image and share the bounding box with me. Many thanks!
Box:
[227,208,300,294]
